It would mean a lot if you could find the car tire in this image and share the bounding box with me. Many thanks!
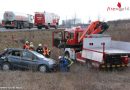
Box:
[2,63,10,71]
[0,64,2,70]
[38,65,47,73]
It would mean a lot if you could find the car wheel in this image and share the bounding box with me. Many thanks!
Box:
[38,65,47,73]
[0,64,2,70]
[2,63,10,71]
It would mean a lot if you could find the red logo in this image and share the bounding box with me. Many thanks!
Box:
[107,2,129,11]
[117,2,121,8]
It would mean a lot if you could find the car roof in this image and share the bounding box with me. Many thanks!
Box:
[6,48,24,51]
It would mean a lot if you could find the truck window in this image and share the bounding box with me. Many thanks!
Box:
[36,14,43,17]
[70,33,74,39]
[78,32,82,41]
[65,32,74,39]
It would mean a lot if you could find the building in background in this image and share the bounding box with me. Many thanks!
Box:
[62,18,82,28]
[0,12,3,27]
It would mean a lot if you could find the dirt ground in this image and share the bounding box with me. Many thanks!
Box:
[0,65,130,90]
[0,20,130,90]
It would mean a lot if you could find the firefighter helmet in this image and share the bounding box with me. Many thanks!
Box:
[30,44,34,47]
[25,41,29,44]
[38,43,42,47]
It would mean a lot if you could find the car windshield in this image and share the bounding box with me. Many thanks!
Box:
[30,51,45,59]
[0,49,9,56]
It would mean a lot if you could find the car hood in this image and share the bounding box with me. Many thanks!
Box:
[42,57,56,64]
[30,51,56,64]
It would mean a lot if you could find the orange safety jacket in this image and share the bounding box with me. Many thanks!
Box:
[23,44,30,49]
[43,48,49,56]
[29,47,34,51]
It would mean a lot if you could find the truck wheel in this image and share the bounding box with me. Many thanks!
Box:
[38,26,42,29]
[55,26,58,29]
[28,26,31,29]
[21,24,24,29]
[2,63,10,71]
[20,24,22,29]
[55,25,58,29]
[45,26,49,29]
[5,27,9,29]
[10,27,14,29]
[17,23,20,29]
[38,65,47,73]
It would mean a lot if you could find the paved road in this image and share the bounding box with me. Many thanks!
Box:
[0,28,64,32]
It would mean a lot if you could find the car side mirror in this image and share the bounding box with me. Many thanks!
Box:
[1,56,6,59]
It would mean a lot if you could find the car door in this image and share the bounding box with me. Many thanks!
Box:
[7,50,22,68]
[21,50,38,70]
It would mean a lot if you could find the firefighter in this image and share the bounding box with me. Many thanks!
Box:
[36,43,43,55]
[29,42,35,50]
[59,56,68,72]
[23,41,30,49]
[29,44,35,51]
[59,56,74,72]
[30,42,33,46]
[65,56,74,72]
[43,45,50,58]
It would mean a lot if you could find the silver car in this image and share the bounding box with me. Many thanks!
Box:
[0,48,57,73]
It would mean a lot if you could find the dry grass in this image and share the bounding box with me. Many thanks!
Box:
[0,20,130,90]
[105,20,130,42]
[0,66,130,90]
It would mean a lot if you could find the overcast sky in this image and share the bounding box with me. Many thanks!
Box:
[0,0,130,23]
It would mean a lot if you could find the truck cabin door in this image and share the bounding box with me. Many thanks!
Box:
[35,13,45,25]
[65,31,78,45]
[52,31,63,48]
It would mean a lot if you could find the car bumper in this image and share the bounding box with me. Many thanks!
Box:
[49,64,58,72]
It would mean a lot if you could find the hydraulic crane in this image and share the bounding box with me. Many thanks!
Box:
[53,21,109,49]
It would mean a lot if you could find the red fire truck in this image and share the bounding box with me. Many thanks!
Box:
[34,12,60,29]
[52,21,130,69]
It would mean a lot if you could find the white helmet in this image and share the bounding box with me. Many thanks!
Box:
[58,56,62,59]
[25,41,29,44]
[65,56,68,59]
[30,44,34,47]
[30,42,33,45]
[38,43,42,46]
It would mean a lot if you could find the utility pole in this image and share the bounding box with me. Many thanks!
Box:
[88,17,91,24]
[98,14,101,21]
[73,12,77,26]
[65,16,67,28]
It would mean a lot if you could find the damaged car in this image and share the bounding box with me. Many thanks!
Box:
[0,48,57,73]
